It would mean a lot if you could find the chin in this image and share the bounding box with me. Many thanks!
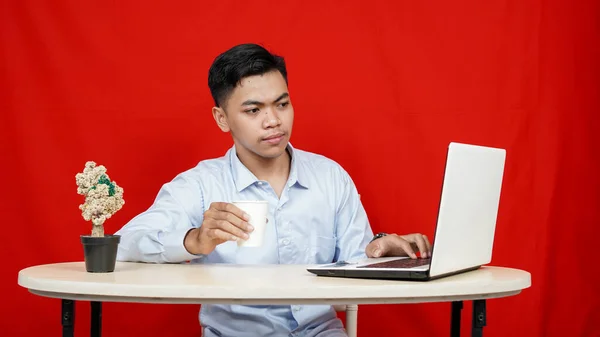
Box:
[256,142,288,159]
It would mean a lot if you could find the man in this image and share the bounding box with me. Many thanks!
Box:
[115,43,432,337]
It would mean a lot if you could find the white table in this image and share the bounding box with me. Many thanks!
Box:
[18,262,531,337]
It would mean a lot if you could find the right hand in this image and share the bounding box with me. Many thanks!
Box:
[184,202,254,255]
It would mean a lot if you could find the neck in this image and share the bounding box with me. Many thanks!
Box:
[236,146,291,182]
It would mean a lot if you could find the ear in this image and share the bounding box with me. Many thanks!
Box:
[212,106,230,132]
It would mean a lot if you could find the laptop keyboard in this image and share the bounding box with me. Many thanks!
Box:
[357,257,431,269]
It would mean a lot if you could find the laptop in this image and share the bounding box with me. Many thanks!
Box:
[307,142,506,281]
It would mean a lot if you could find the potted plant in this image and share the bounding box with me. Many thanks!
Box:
[75,161,125,273]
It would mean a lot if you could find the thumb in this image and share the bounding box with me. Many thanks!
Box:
[368,235,418,259]
[367,240,387,258]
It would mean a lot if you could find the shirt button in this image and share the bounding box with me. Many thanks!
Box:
[282,239,290,245]
[293,307,300,312]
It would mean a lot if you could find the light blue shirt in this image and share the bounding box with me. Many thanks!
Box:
[115,144,373,337]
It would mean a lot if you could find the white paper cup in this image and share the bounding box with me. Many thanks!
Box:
[233,200,268,247]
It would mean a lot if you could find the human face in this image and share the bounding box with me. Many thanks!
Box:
[212,70,294,160]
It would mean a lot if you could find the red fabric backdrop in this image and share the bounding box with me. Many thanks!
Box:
[2,1,599,336]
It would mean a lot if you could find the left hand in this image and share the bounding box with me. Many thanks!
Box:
[366,233,432,259]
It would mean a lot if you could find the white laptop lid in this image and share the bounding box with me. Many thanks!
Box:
[428,142,506,277]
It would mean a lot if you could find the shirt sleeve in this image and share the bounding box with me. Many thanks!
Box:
[333,169,374,262]
[115,174,206,263]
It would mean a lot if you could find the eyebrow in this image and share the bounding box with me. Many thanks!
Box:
[241,93,289,107]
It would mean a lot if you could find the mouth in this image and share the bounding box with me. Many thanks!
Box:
[262,132,285,144]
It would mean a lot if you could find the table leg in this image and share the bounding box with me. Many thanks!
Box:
[61,299,75,337]
[451,301,463,337]
[471,300,486,337]
[91,301,102,337]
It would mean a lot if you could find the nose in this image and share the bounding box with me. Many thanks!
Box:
[262,108,281,129]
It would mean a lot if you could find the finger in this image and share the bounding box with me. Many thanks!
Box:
[214,220,250,240]
[219,212,253,232]
[366,241,384,258]
[223,203,251,221]
[399,239,418,259]
[378,235,417,259]
[208,204,252,232]
[423,235,432,255]
[412,235,428,258]
[211,202,250,221]
[209,202,229,212]
[206,228,239,242]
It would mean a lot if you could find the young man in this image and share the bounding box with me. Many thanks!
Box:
[115,43,432,337]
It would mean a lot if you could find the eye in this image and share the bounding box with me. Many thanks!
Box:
[244,108,260,114]
[278,101,289,108]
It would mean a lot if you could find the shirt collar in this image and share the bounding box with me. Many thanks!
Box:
[287,143,310,189]
[229,143,310,193]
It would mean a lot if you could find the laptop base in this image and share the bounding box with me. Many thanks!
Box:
[306,265,481,281]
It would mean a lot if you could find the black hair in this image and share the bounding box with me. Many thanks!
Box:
[208,43,288,108]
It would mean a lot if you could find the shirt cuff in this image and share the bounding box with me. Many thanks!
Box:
[160,228,205,262]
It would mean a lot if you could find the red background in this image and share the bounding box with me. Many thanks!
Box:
[2,1,599,336]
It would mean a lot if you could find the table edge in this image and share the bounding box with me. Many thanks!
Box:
[28,289,524,305]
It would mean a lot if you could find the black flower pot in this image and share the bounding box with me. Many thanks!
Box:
[80,235,121,273]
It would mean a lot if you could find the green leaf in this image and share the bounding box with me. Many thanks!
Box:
[96,174,116,196]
